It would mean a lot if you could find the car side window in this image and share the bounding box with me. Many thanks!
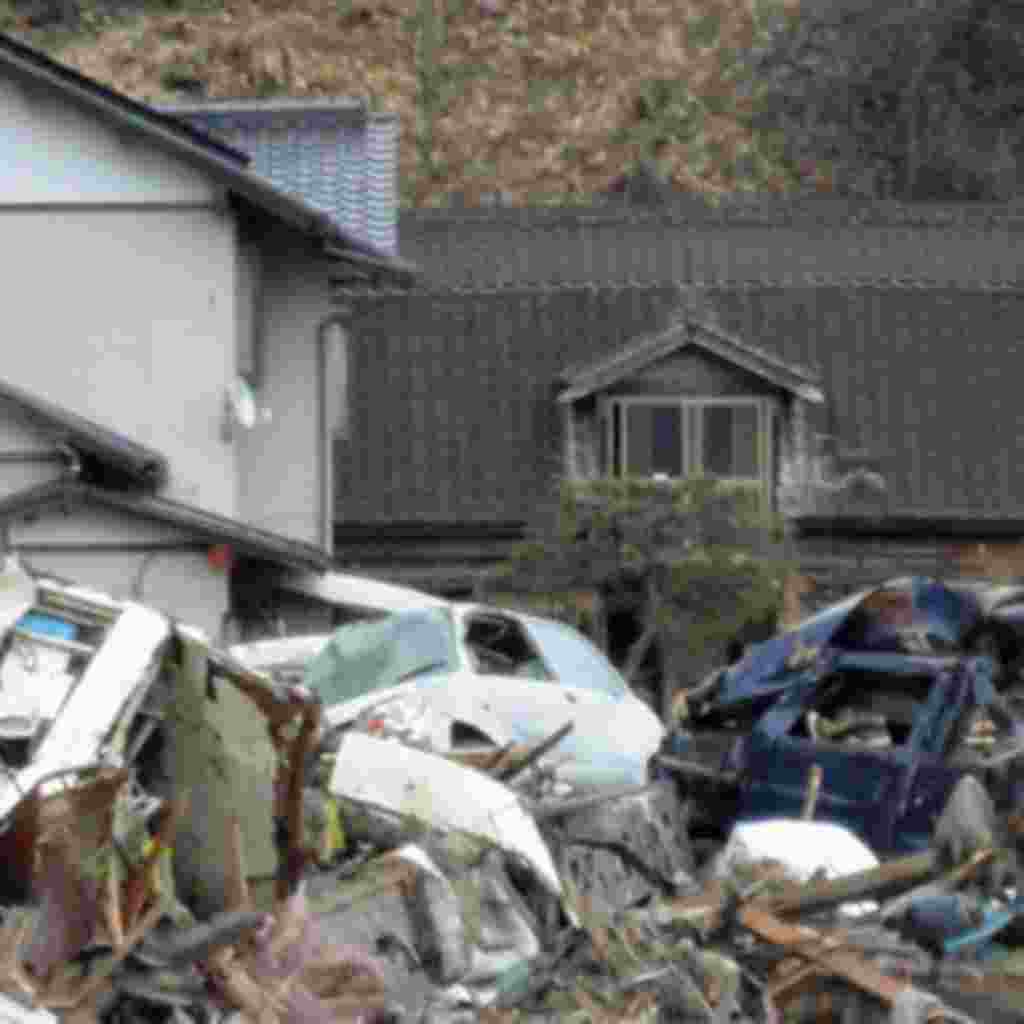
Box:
[464,616,550,679]
[788,669,934,750]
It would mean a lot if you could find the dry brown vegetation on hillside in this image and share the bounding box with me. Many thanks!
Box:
[12,0,801,203]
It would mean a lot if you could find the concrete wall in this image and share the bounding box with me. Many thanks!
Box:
[237,229,331,548]
[6,505,230,638]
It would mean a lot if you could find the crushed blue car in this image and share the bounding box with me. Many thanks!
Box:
[655,577,1024,857]
[692,577,1001,726]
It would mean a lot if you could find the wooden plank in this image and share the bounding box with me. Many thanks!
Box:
[801,764,823,820]
[654,850,940,928]
[767,852,936,917]
[769,848,991,918]
[738,906,909,1006]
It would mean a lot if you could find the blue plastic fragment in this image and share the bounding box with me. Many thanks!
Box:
[16,613,76,642]
[943,895,1024,955]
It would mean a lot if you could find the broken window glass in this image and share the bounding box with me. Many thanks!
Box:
[464,616,550,679]
[304,608,459,705]
[790,669,937,749]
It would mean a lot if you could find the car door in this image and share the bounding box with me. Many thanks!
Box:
[897,656,1015,850]
[739,691,913,854]
[451,608,576,745]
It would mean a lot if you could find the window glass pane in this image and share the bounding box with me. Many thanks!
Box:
[652,406,682,476]
[626,405,682,476]
[702,404,760,478]
[732,404,759,477]
[703,406,734,475]
[625,405,653,476]
[521,619,628,696]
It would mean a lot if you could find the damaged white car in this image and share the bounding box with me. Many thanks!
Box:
[233,582,665,787]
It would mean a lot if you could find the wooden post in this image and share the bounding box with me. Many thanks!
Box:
[801,764,823,821]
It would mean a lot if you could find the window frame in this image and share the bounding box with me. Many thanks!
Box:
[600,395,776,486]
[462,612,553,680]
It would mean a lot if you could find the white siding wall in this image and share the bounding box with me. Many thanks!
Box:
[236,232,328,548]
[0,76,216,204]
[0,72,332,569]
[8,506,230,638]
[0,411,63,496]
[0,207,239,515]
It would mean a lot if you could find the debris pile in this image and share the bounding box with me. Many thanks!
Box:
[3,563,1024,1023]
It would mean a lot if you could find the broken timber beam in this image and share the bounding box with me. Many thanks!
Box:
[768,848,994,918]
[738,905,909,1008]
[801,764,823,821]
[654,848,991,929]
[650,753,740,788]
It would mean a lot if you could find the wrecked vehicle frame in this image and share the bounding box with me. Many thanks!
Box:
[659,577,1024,859]
[0,558,323,1018]
[234,593,666,788]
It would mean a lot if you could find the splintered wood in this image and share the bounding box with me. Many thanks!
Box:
[739,906,908,1008]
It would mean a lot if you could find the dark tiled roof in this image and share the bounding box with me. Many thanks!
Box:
[704,285,1024,517]
[0,32,415,280]
[398,200,1024,289]
[0,479,328,571]
[406,196,1024,228]
[559,299,823,404]
[337,284,682,524]
[0,378,167,489]
[339,283,1024,526]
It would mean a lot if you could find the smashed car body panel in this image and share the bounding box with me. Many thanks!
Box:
[238,600,665,787]
[0,558,324,1019]
[697,578,988,724]
[675,651,1024,856]
[0,563,170,821]
[320,604,663,786]
[328,731,565,901]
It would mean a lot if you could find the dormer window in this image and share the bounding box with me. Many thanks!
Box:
[603,397,768,482]
[559,301,824,507]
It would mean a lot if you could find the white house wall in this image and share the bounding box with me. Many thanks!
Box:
[0,406,63,496]
[0,76,217,204]
[0,206,238,515]
[8,505,230,637]
[236,231,328,548]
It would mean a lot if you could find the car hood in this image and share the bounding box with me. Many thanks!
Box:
[322,668,664,787]
[713,577,983,713]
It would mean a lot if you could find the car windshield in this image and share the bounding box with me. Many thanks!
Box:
[522,618,628,698]
[303,607,459,705]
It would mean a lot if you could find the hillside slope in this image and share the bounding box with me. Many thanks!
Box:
[8,0,800,204]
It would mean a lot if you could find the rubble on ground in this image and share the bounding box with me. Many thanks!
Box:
[2,560,1024,1023]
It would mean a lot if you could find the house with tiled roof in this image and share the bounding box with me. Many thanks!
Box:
[327,184,1024,596]
[0,32,414,638]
